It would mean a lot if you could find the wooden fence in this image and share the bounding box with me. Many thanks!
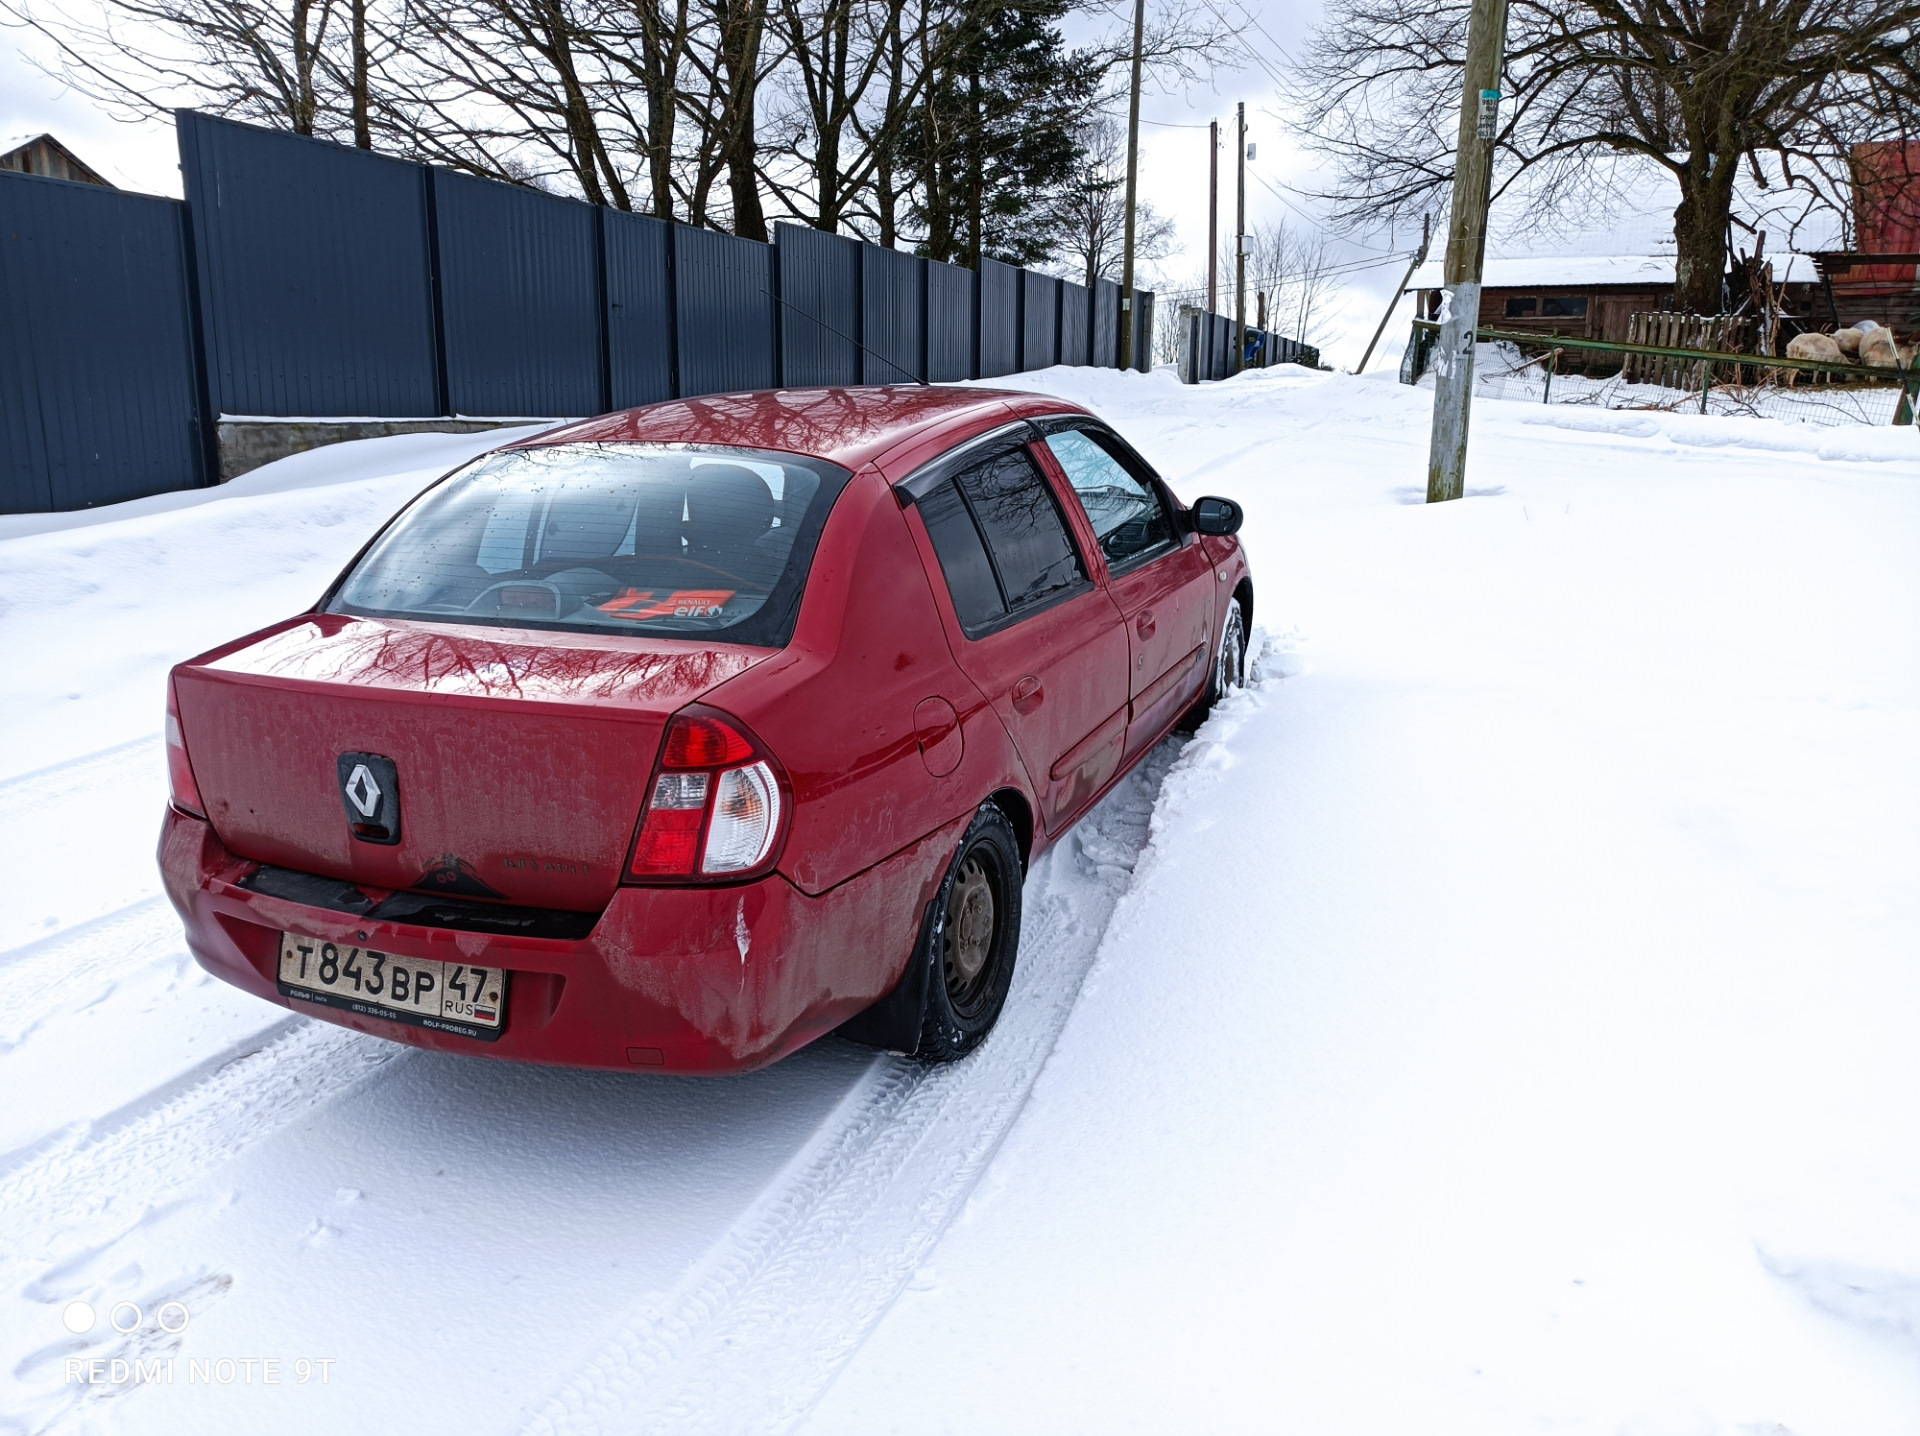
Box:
[1623,313,1752,387]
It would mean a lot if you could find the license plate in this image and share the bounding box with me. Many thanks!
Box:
[276,932,508,1041]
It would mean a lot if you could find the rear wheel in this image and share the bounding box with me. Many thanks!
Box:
[1178,596,1246,732]
[914,804,1023,1062]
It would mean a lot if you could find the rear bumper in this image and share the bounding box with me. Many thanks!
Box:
[158,806,961,1074]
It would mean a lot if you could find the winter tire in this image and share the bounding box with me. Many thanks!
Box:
[1178,596,1247,732]
[912,803,1024,1062]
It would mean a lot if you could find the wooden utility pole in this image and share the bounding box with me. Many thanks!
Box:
[1356,214,1430,374]
[1206,120,1219,314]
[1234,103,1247,374]
[1425,0,1508,503]
[1118,0,1146,369]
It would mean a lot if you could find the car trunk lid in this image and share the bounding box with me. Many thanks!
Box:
[173,615,772,912]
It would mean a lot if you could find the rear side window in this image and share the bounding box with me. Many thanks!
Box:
[917,446,1087,636]
[919,479,1007,631]
[328,443,851,646]
[1042,428,1175,570]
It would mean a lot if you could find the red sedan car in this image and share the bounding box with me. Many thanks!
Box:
[160,386,1249,1073]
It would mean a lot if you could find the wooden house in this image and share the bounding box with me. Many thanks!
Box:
[0,134,113,187]
[1406,157,1842,345]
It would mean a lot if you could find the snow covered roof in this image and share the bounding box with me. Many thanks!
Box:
[1405,153,1844,290]
[0,132,114,187]
[1408,252,1824,289]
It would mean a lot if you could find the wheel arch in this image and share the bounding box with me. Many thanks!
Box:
[987,787,1033,873]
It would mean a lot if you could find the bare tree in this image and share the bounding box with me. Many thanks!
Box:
[1236,220,1338,345]
[378,0,639,204]
[1285,0,1920,314]
[765,0,887,229]
[8,0,1244,258]
[1051,111,1175,287]
[3,0,359,137]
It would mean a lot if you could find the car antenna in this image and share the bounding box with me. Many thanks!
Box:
[759,287,929,386]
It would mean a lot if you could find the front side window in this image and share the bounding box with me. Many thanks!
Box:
[1042,428,1175,571]
[917,446,1087,636]
[1542,296,1588,317]
[329,443,850,644]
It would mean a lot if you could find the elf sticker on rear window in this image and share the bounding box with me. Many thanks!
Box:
[598,589,737,621]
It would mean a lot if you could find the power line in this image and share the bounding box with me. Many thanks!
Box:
[1152,249,1412,305]
[1244,169,1402,257]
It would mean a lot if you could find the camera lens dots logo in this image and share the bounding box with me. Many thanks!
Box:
[61,1297,334,1389]
[61,1300,188,1335]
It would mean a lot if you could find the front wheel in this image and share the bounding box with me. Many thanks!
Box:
[1177,596,1247,732]
[913,803,1024,1062]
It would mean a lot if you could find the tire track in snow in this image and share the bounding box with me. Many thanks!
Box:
[0,735,158,805]
[0,898,176,1052]
[520,738,1187,1436]
[0,1020,402,1286]
[0,737,166,957]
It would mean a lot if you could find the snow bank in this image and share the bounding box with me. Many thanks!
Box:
[5,367,1920,1434]
[0,426,549,783]
[810,365,1920,1433]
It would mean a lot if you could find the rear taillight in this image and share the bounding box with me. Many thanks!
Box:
[626,707,787,883]
[165,674,207,818]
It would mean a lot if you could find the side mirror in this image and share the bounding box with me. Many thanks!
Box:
[1190,496,1244,537]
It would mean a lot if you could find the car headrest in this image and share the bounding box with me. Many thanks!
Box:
[629,481,688,555]
[541,493,634,562]
[685,467,776,552]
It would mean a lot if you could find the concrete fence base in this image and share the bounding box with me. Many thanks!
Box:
[217,418,555,482]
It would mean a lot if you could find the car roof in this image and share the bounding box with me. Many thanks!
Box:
[511,386,1092,474]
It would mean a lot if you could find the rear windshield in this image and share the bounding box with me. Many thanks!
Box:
[329,443,851,645]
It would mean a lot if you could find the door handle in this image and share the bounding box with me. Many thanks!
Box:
[1011,675,1043,714]
[1135,609,1156,639]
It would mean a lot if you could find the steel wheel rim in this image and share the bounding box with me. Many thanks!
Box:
[943,848,999,1015]
[1219,606,1245,692]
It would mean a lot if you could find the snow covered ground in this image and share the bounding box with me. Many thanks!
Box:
[1460,339,1913,430]
[3,367,1918,1435]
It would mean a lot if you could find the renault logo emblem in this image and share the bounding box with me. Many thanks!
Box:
[337,752,401,844]
[343,763,382,818]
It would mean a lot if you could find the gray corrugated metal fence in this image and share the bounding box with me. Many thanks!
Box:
[927,261,975,382]
[1133,293,1155,373]
[1093,279,1120,368]
[1022,271,1059,370]
[1060,281,1090,365]
[862,242,925,384]
[978,258,1020,378]
[433,169,604,417]
[178,110,439,418]
[675,225,777,397]
[775,223,861,387]
[1,173,211,512]
[603,209,674,408]
[7,112,1159,513]
[1178,304,1320,382]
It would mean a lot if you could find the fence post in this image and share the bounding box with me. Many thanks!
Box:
[175,198,220,487]
[424,168,451,415]
[1542,346,1557,405]
[665,221,681,398]
[593,207,613,414]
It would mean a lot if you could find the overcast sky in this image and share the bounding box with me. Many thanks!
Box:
[0,0,1416,367]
